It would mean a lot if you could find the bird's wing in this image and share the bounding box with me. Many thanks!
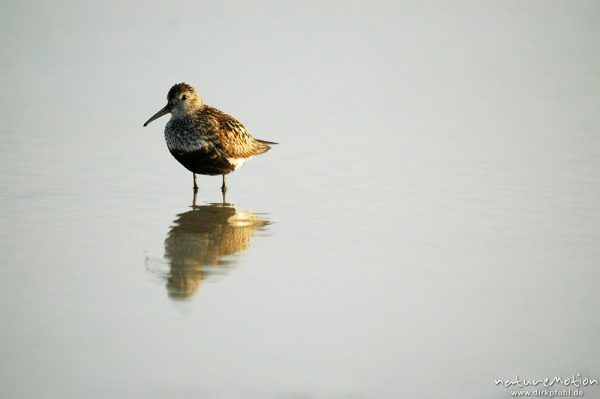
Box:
[203,106,271,158]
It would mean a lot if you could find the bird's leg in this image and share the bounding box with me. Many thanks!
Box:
[192,189,198,208]
[192,173,198,191]
[221,174,228,193]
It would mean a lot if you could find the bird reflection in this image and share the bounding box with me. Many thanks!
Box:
[161,193,269,300]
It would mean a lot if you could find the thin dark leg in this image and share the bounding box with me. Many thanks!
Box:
[221,174,228,193]
[192,189,198,208]
[193,173,198,191]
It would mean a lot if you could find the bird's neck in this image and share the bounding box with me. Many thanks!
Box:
[172,103,203,119]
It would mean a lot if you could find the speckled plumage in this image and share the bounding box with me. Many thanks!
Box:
[144,83,276,190]
[165,104,272,175]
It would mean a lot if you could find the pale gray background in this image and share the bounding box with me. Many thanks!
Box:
[1,1,599,398]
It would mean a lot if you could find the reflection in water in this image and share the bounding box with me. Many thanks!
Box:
[160,195,269,300]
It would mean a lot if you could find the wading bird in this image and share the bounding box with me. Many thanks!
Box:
[144,83,276,192]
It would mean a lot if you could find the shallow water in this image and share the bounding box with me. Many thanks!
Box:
[2,2,600,398]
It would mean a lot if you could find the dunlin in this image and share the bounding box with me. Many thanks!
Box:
[144,83,276,192]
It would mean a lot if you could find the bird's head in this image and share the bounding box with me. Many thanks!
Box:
[143,83,203,127]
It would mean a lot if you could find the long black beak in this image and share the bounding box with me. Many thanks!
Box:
[143,104,170,127]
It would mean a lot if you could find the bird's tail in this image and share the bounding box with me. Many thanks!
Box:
[257,139,279,145]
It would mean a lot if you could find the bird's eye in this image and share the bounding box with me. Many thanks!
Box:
[182,95,187,100]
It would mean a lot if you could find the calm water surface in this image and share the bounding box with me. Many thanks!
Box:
[1,2,599,398]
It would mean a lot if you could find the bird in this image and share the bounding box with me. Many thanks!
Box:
[143,83,276,192]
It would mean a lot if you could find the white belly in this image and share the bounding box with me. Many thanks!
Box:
[227,157,252,170]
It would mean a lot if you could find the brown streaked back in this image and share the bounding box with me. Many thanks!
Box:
[195,105,276,159]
